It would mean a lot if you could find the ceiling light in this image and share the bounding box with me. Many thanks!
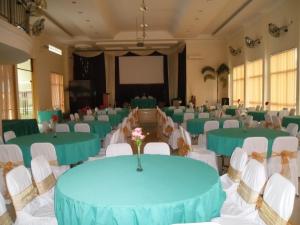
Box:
[48,44,62,55]
[140,23,148,28]
[139,0,148,12]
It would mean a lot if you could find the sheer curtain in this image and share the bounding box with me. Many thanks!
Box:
[246,59,263,107]
[51,73,64,112]
[0,64,16,119]
[232,64,245,104]
[270,48,297,111]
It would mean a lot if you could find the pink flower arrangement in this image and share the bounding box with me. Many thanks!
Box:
[131,127,145,148]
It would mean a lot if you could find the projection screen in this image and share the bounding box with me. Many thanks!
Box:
[119,56,164,84]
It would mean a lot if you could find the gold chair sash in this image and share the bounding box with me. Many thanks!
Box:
[11,184,38,211]
[257,197,289,225]
[227,165,242,183]
[0,161,23,168]
[164,125,173,136]
[249,152,266,163]
[237,180,259,204]
[36,173,56,195]
[271,150,297,179]
[0,212,12,225]
[177,137,190,156]
[49,160,58,166]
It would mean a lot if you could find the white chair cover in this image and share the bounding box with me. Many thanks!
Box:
[183,113,195,121]
[30,143,69,178]
[0,192,12,224]
[106,143,133,157]
[31,156,55,202]
[242,137,268,165]
[6,166,57,225]
[41,122,50,133]
[185,108,194,113]
[289,108,296,116]
[74,113,80,121]
[271,115,281,129]
[4,131,16,143]
[98,115,109,122]
[83,115,95,121]
[107,108,116,115]
[55,123,70,132]
[216,159,267,220]
[198,112,209,118]
[69,114,75,121]
[282,123,298,136]
[144,142,170,155]
[223,120,239,128]
[267,136,298,195]
[221,147,248,195]
[174,109,183,114]
[198,121,219,147]
[74,123,91,133]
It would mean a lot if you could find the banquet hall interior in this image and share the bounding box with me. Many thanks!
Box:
[1,0,300,224]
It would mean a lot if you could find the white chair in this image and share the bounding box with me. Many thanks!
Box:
[144,142,170,155]
[30,143,69,178]
[69,114,75,121]
[198,121,219,147]
[289,108,296,116]
[282,123,298,136]
[271,115,282,129]
[3,130,16,143]
[223,120,239,128]
[6,166,57,225]
[98,115,109,122]
[41,121,50,133]
[198,112,209,118]
[174,109,183,114]
[168,118,181,150]
[31,156,55,202]
[106,143,133,157]
[214,159,267,220]
[242,137,268,165]
[221,114,232,119]
[74,113,80,121]
[107,108,116,115]
[183,113,195,121]
[185,108,194,113]
[213,173,295,225]
[74,123,91,133]
[0,192,13,224]
[220,147,248,195]
[83,115,94,121]
[0,144,24,202]
[55,123,70,132]
[267,136,298,195]
[278,109,289,119]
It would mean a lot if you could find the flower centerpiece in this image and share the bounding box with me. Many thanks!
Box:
[131,127,145,172]
[50,114,59,138]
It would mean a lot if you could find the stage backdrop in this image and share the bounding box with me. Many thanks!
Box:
[115,51,169,107]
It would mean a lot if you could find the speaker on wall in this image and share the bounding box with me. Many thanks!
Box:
[221,97,229,106]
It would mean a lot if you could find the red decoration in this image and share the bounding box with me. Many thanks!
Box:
[51,114,59,122]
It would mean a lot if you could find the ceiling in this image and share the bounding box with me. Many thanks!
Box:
[40,0,282,50]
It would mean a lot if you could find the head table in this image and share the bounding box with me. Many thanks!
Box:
[207,128,289,157]
[55,155,225,225]
[7,132,100,167]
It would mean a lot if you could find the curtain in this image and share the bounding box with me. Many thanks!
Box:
[51,73,64,112]
[270,48,297,111]
[0,64,16,120]
[232,64,245,104]
[246,59,263,107]
[178,46,186,105]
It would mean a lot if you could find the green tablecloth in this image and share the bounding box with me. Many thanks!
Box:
[163,108,174,117]
[171,112,199,124]
[247,111,266,121]
[108,114,122,127]
[187,119,243,135]
[7,133,100,167]
[207,128,289,157]
[2,119,39,137]
[131,98,156,108]
[67,121,111,140]
[282,116,300,130]
[38,110,63,123]
[55,155,225,225]
[225,108,236,116]
[116,109,129,120]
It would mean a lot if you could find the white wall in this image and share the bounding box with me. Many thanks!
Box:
[185,39,227,106]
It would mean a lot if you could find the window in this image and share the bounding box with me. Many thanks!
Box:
[0,65,16,119]
[270,48,297,111]
[246,59,263,107]
[16,59,34,119]
[51,73,64,112]
[232,64,245,104]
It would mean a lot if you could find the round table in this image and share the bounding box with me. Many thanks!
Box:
[282,116,300,131]
[7,133,100,167]
[247,111,266,121]
[68,121,111,140]
[187,118,243,135]
[55,155,225,225]
[207,128,289,157]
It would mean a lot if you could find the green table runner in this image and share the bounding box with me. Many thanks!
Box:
[7,133,100,167]
[207,128,289,157]
[38,110,63,123]
[187,118,242,135]
[131,98,156,108]
[2,119,39,137]
[247,111,266,121]
[55,155,225,225]
[67,121,111,140]
[282,116,300,130]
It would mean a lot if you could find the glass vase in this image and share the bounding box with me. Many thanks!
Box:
[136,145,143,172]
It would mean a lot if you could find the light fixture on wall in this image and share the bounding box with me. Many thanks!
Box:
[245,36,261,48]
[268,21,293,38]
[229,46,241,56]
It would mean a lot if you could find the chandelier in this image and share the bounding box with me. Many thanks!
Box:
[137,0,149,47]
